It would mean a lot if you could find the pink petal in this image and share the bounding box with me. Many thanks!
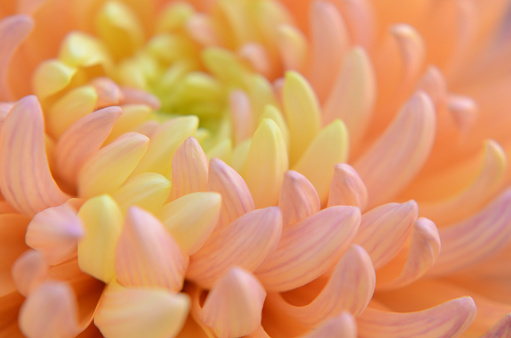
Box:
[0,96,68,216]
[300,312,357,338]
[415,66,447,108]
[187,207,282,288]
[91,77,124,109]
[328,163,368,210]
[357,297,477,338]
[229,90,254,145]
[11,250,48,297]
[120,87,161,110]
[115,206,188,292]
[255,206,360,292]
[279,170,320,226]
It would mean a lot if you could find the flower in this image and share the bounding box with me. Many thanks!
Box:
[1,0,511,337]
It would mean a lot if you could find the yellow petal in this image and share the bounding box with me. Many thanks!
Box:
[328,163,368,210]
[260,104,290,151]
[277,24,307,72]
[32,59,77,98]
[77,195,123,283]
[58,31,111,70]
[106,104,152,143]
[278,170,320,226]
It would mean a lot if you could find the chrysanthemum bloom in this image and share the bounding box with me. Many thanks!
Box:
[1,0,511,336]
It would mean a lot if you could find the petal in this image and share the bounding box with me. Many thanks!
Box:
[77,195,123,283]
[300,312,357,338]
[282,71,321,164]
[32,59,77,98]
[199,268,266,338]
[355,201,417,269]
[242,118,288,208]
[293,120,349,204]
[187,207,282,288]
[0,15,33,101]
[91,77,123,108]
[428,188,511,276]
[328,163,368,210]
[78,132,149,198]
[278,170,320,226]
[390,24,425,82]
[58,31,112,69]
[357,297,476,338]
[170,137,208,200]
[11,250,48,297]
[277,24,307,72]
[229,90,254,145]
[121,87,161,110]
[208,158,255,228]
[25,203,84,265]
[482,314,511,338]
[0,95,68,216]
[157,192,221,255]
[415,66,447,107]
[55,106,122,186]
[255,206,361,292]
[95,284,189,338]
[19,281,80,338]
[354,92,436,207]
[115,207,188,291]
[106,104,152,142]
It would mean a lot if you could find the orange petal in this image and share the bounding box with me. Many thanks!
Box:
[354,92,435,207]
[11,250,48,297]
[0,15,33,101]
[357,297,476,338]
[115,206,188,292]
[300,312,357,338]
[0,96,68,216]
[19,281,80,338]
[208,158,255,228]
[255,206,360,292]
[482,314,511,338]
[56,106,122,186]
[170,137,208,200]
[328,163,368,210]
[187,207,282,288]
[94,284,189,338]
[25,203,84,265]
[199,268,266,338]
[269,245,375,326]
[355,201,417,269]
[279,170,320,226]
[0,214,29,296]
[428,188,511,276]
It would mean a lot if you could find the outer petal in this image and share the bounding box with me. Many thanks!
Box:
[278,170,320,226]
[328,163,368,210]
[300,312,357,338]
[170,137,208,200]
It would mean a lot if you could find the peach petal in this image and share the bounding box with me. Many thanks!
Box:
[157,192,221,255]
[115,206,188,291]
[415,66,447,108]
[0,15,33,101]
[91,77,124,109]
[337,0,375,48]
[0,96,68,216]
[357,297,477,338]
[328,163,368,210]
[11,250,48,297]
[25,203,84,265]
[170,137,209,200]
[186,14,218,46]
[390,24,425,82]
[376,217,440,290]
[55,106,122,186]
[95,284,189,338]
[279,170,320,226]
[187,207,282,288]
[354,92,436,207]
[270,245,375,326]
[19,281,80,338]
[277,24,307,72]
[229,90,254,145]
[199,268,266,338]
[255,206,361,292]
[482,314,511,338]
[447,94,478,133]
[428,188,511,276]
[239,42,271,77]
[355,201,417,269]
[120,87,161,110]
[208,158,255,228]
[300,312,357,338]
[323,47,375,146]
[78,132,149,198]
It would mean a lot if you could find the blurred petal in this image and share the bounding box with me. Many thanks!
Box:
[300,312,357,338]
[279,170,320,226]
[328,163,368,210]
[0,214,29,296]
[11,250,48,297]
[277,24,307,72]
[482,314,511,338]
[91,77,123,108]
[170,137,208,200]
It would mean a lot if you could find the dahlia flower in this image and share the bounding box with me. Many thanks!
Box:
[1,0,511,336]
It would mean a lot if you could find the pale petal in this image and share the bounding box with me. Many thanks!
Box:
[199,268,266,338]
[300,312,357,338]
[279,170,320,226]
[115,206,188,291]
[277,24,307,72]
[0,15,33,100]
[354,92,436,207]
[32,59,77,98]
[415,66,447,107]
[357,297,477,338]
[121,87,161,110]
[229,90,254,145]
[187,207,282,288]
[157,192,221,255]
[293,120,349,204]
[482,314,511,338]
[255,206,361,292]
[25,203,84,265]
[78,132,149,198]
[355,201,418,269]
[11,250,47,297]
[328,163,368,210]
[58,31,111,69]
[77,195,123,283]
[239,42,271,77]
[186,14,218,46]
[95,284,189,338]
[428,188,511,276]
[0,96,68,216]
[390,24,425,82]
[447,95,477,133]
[336,0,375,48]
[242,118,288,208]
[55,106,122,186]
[19,282,80,338]
[91,77,123,108]
[170,137,208,200]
